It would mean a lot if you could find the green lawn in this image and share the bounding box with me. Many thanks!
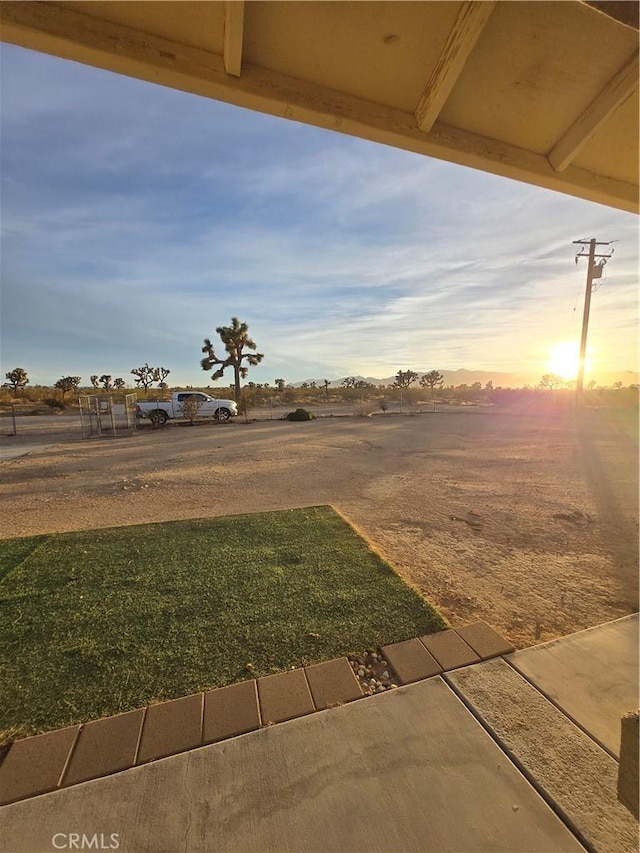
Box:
[0,506,446,740]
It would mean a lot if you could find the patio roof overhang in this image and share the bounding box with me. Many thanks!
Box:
[1,1,638,212]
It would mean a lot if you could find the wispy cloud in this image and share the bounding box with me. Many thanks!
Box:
[1,43,637,386]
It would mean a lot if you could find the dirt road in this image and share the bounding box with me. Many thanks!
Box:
[1,408,637,648]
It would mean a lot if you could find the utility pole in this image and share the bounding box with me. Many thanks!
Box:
[573,238,614,394]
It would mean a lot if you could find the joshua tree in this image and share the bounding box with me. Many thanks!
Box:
[54,376,82,399]
[156,367,171,388]
[341,377,358,388]
[131,363,156,391]
[393,369,418,388]
[420,370,444,411]
[274,378,285,391]
[113,378,126,390]
[201,317,264,403]
[90,375,99,390]
[342,377,373,391]
[4,368,28,394]
[99,375,113,391]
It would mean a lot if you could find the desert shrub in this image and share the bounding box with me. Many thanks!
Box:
[179,394,204,424]
[43,398,65,411]
[237,392,252,423]
[285,408,316,421]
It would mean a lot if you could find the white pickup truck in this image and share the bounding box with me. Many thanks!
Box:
[136,391,238,425]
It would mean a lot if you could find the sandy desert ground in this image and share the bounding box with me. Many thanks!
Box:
[1,406,637,648]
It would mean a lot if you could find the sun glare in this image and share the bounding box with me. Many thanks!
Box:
[547,341,581,380]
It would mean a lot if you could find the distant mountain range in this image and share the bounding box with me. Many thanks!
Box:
[294,368,639,389]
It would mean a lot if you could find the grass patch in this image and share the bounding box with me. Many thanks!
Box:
[0,534,48,583]
[0,506,446,739]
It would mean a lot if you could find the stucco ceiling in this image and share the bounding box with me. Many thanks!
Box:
[1,1,638,212]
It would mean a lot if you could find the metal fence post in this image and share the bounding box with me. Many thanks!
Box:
[109,398,116,436]
[79,397,86,439]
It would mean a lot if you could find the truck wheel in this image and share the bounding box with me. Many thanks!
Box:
[215,407,231,422]
[150,409,168,426]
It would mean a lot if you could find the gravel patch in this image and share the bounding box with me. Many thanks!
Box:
[348,650,398,694]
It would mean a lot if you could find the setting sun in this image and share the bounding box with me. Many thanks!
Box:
[547,342,581,380]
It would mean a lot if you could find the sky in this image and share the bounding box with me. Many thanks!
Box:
[1,43,638,389]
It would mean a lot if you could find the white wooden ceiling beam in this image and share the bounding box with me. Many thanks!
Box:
[223,1,244,78]
[0,2,636,213]
[548,51,639,172]
[415,1,496,134]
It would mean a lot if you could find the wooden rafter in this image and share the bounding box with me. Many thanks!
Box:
[0,1,636,213]
[223,1,244,77]
[548,51,639,172]
[415,1,496,134]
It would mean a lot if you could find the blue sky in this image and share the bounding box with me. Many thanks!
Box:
[1,43,638,389]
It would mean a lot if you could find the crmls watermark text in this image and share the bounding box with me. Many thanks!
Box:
[51,834,120,850]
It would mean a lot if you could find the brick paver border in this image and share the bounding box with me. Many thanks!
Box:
[0,622,514,807]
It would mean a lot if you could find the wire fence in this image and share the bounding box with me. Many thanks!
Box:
[1,395,138,440]
[78,394,138,438]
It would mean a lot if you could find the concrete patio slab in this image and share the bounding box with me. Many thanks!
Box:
[304,657,363,709]
[456,621,516,659]
[0,726,79,807]
[0,443,51,461]
[448,659,638,853]
[62,709,145,787]
[203,681,261,744]
[507,613,639,757]
[136,693,203,764]
[380,637,442,684]
[0,678,586,853]
[420,628,481,670]
[257,669,315,724]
